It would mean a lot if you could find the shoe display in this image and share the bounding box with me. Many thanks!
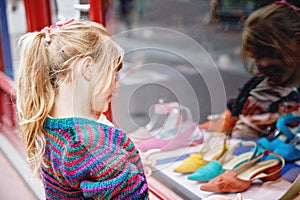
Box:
[188,141,259,181]
[200,151,285,193]
[173,133,227,173]
[131,103,298,198]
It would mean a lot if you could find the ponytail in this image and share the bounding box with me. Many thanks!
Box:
[16,32,55,174]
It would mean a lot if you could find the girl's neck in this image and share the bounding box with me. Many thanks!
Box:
[51,82,96,121]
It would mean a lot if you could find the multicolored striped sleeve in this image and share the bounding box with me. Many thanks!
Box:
[117,127,145,172]
[61,123,149,199]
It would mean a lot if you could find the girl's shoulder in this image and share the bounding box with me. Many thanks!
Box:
[44,117,126,148]
[44,117,123,133]
[74,118,124,142]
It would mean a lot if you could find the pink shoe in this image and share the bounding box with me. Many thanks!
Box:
[136,121,203,151]
[128,102,181,144]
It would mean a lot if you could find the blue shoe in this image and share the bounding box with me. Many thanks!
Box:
[267,140,300,162]
[258,114,300,151]
[265,118,300,162]
[188,160,224,181]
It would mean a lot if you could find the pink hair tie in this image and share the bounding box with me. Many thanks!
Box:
[41,18,75,46]
[41,27,51,46]
[274,0,298,10]
[50,18,75,29]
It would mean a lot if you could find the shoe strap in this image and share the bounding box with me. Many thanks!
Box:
[160,108,180,131]
[218,140,257,166]
[177,104,193,122]
[234,150,285,180]
[199,132,227,156]
[260,151,285,180]
[237,141,259,164]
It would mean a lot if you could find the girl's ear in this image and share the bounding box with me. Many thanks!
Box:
[81,56,94,81]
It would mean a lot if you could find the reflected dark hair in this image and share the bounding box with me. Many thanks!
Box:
[242,3,300,73]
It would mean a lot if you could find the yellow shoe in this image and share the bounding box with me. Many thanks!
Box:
[173,132,227,173]
[173,154,209,173]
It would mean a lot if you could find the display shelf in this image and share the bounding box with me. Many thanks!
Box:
[146,137,295,199]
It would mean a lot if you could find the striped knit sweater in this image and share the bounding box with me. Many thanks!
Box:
[42,117,149,199]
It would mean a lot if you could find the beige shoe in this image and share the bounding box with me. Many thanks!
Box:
[279,174,300,200]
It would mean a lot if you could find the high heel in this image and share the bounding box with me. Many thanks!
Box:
[200,151,285,193]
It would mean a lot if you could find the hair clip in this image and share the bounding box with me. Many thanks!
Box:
[274,1,298,10]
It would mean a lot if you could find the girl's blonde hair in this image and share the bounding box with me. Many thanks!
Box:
[242,3,300,73]
[16,21,123,174]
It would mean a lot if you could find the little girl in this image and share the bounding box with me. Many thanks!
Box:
[16,20,149,199]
